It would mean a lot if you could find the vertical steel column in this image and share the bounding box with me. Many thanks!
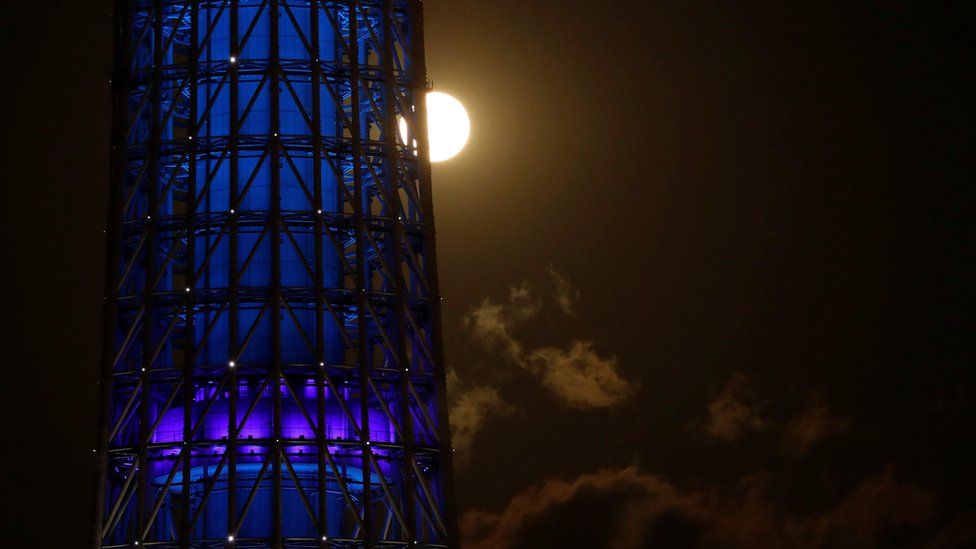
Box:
[270,0,283,545]
[348,3,373,545]
[93,1,131,546]
[138,2,164,544]
[310,2,329,544]
[380,1,418,541]
[406,1,461,544]
[182,2,199,546]
[227,0,241,544]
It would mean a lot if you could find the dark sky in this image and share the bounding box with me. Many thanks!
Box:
[1,1,973,547]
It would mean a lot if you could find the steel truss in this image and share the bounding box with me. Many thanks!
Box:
[93,1,458,547]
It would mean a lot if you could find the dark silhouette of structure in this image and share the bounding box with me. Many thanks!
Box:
[93,1,458,546]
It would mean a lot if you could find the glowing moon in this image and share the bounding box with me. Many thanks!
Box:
[400,91,470,163]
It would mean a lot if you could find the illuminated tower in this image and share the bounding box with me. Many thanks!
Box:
[93,1,458,547]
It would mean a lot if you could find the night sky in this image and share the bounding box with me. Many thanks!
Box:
[1,1,973,547]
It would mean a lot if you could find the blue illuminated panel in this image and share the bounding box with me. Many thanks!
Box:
[96,1,456,547]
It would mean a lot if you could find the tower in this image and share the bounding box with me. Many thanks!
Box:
[92,1,458,547]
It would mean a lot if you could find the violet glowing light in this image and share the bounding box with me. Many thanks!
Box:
[93,2,459,546]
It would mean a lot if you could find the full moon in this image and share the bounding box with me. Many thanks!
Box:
[400,91,470,163]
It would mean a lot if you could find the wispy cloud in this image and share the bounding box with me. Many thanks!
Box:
[461,466,939,549]
[448,369,514,458]
[464,271,633,409]
[704,372,764,441]
[783,398,849,456]
[926,510,976,548]
[464,280,539,361]
[547,264,579,316]
[526,341,630,408]
[452,288,533,463]
[467,298,525,362]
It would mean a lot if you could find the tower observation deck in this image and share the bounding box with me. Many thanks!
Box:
[92,1,458,547]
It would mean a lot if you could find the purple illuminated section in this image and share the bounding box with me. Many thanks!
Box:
[152,379,397,444]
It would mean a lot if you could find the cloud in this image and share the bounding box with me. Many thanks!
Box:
[926,510,976,549]
[454,270,631,454]
[461,466,940,549]
[465,280,540,361]
[802,468,938,548]
[547,265,579,315]
[448,381,514,457]
[702,379,846,454]
[465,276,633,409]
[783,398,849,456]
[526,341,631,408]
[467,298,524,362]
[507,280,537,312]
[704,373,764,441]
[452,290,534,460]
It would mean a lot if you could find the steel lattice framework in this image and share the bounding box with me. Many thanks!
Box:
[93,1,458,547]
